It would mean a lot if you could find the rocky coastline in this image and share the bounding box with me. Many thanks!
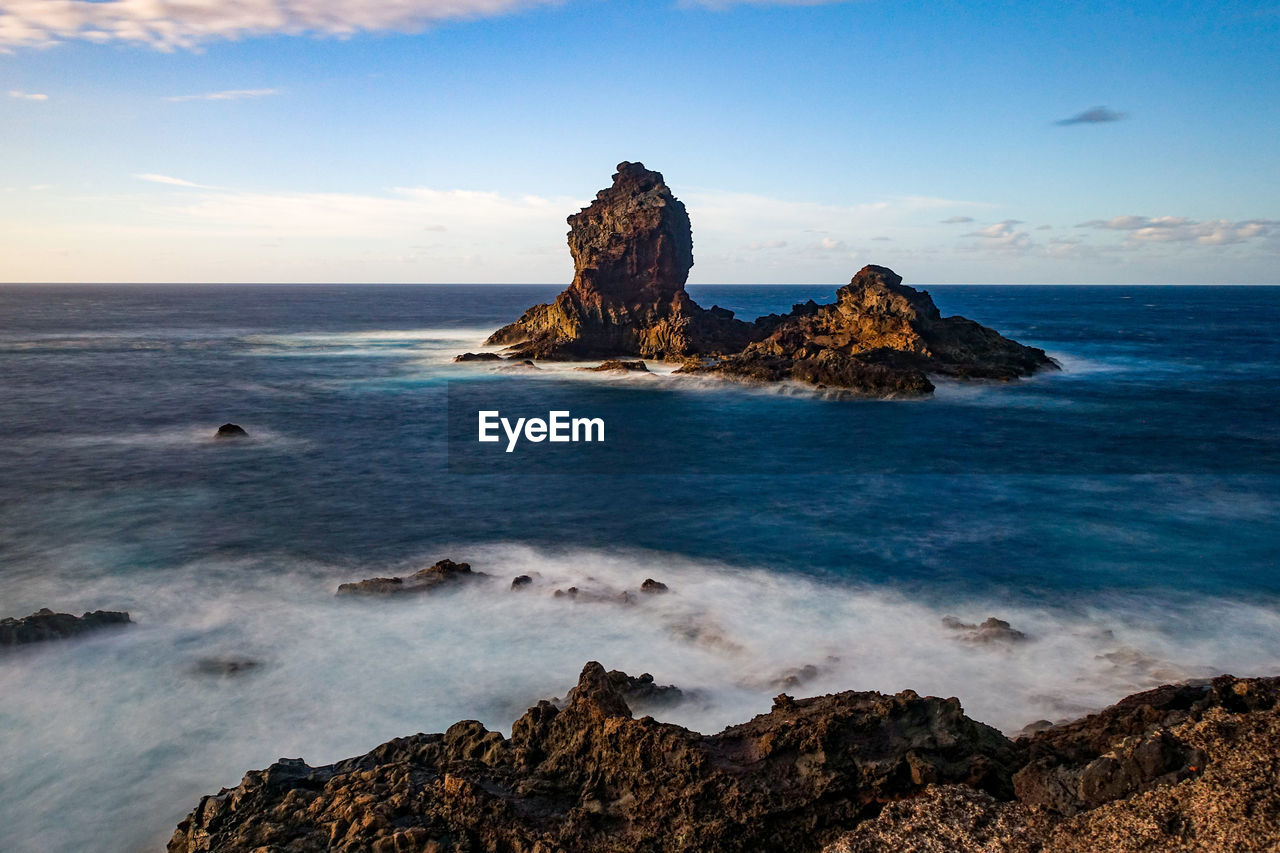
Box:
[168,663,1279,853]
[471,162,1057,397]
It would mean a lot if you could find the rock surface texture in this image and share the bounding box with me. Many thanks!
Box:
[169,670,1279,853]
[480,163,1055,396]
[485,162,755,361]
[0,607,131,647]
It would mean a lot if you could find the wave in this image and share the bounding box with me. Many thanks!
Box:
[1,544,1276,852]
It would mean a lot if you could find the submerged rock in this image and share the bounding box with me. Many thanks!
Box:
[335,559,488,597]
[168,661,1019,853]
[943,615,1030,644]
[192,658,262,677]
[0,607,131,647]
[215,423,248,439]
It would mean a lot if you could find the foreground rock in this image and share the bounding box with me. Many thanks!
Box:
[826,675,1280,853]
[479,163,1055,396]
[485,162,756,361]
[336,559,488,597]
[0,607,131,647]
[168,662,1018,853]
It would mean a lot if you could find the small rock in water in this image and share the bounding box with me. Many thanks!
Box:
[193,658,262,677]
[453,352,503,363]
[640,578,669,594]
[511,575,533,590]
[336,559,487,597]
[0,608,132,647]
[578,360,650,373]
[215,423,248,439]
[942,615,1029,644]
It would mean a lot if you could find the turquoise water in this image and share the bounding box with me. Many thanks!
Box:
[0,283,1278,851]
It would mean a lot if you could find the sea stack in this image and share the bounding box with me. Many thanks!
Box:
[485,161,753,360]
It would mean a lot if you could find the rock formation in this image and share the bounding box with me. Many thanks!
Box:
[682,265,1056,395]
[478,163,1056,396]
[485,162,755,361]
[169,669,1279,853]
[0,607,131,647]
[168,661,1018,853]
[215,423,248,439]
[336,559,487,597]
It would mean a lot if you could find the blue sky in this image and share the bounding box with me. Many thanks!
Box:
[1,0,1277,283]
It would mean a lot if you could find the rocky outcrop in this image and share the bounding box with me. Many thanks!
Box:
[452,352,503,363]
[484,162,756,361]
[682,265,1056,395]
[335,559,488,597]
[578,360,650,373]
[215,423,248,439]
[169,669,1280,853]
[477,163,1055,396]
[168,662,1019,853]
[943,615,1030,644]
[826,675,1280,853]
[0,607,131,647]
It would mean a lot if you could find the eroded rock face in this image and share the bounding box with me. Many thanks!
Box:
[0,607,131,647]
[167,661,1019,853]
[486,162,755,361]
[684,265,1056,395]
[826,675,1280,853]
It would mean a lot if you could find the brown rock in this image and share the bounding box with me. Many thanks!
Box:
[484,162,755,361]
[452,352,503,363]
[577,359,651,372]
[168,662,1019,853]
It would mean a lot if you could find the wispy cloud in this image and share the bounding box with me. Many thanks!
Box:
[0,0,561,50]
[1055,106,1128,126]
[133,173,218,189]
[940,215,973,224]
[1077,215,1278,246]
[165,88,280,102]
[7,89,46,100]
[962,220,1033,252]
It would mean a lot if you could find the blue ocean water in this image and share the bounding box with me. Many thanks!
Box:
[0,283,1278,852]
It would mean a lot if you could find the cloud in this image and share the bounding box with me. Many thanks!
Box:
[810,237,848,251]
[940,216,973,224]
[1077,215,1278,246]
[0,0,561,50]
[962,220,1033,253]
[1055,106,1128,126]
[133,173,218,189]
[7,89,46,100]
[165,88,280,102]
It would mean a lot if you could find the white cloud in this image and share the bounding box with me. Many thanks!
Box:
[165,88,280,102]
[0,0,562,50]
[962,220,1033,253]
[133,173,218,189]
[1077,215,1278,246]
[7,89,46,100]
[940,215,973,224]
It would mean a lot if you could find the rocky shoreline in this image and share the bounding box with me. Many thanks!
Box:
[168,664,1279,853]
[470,162,1057,397]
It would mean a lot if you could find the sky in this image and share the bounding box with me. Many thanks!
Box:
[1,0,1277,284]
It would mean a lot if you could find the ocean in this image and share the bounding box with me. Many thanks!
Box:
[1,283,1278,852]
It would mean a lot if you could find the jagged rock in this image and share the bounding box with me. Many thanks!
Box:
[335,559,487,597]
[640,577,668,593]
[684,265,1056,394]
[943,615,1030,644]
[484,162,756,361]
[578,359,651,372]
[827,676,1280,853]
[0,607,131,647]
[168,662,1020,853]
[452,352,503,363]
[215,423,248,439]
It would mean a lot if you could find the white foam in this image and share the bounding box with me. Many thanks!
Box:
[0,544,1276,852]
